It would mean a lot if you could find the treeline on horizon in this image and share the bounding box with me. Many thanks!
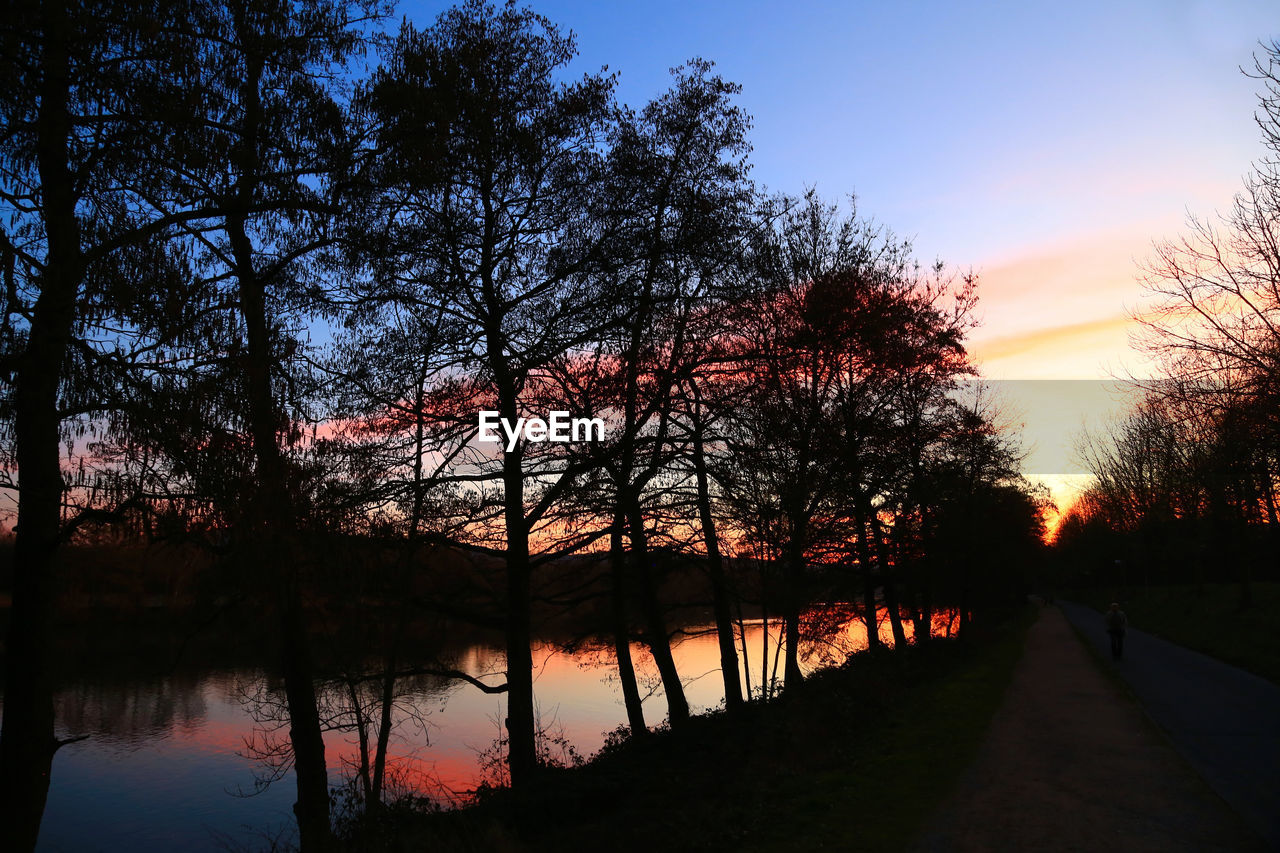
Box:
[1055,39,1280,603]
[0,0,1047,848]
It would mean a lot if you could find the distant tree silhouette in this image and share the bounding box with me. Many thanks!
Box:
[715,191,989,680]
[1062,40,1280,597]
[912,396,1045,633]
[1065,381,1273,596]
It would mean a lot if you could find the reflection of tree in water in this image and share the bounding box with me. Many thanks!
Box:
[800,605,865,670]
[233,662,497,810]
[53,675,210,746]
[233,676,294,795]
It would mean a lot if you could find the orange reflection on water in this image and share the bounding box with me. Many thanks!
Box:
[44,604,966,834]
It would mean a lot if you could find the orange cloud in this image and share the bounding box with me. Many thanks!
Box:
[974,314,1135,362]
[970,313,1149,379]
[955,222,1190,378]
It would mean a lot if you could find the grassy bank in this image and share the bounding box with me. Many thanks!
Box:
[347,606,1036,852]
[1072,583,1280,685]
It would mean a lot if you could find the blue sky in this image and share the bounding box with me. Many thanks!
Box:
[404,0,1275,265]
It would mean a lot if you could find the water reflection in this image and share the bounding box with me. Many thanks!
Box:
[32,605,958,851]
[55,675,210,747]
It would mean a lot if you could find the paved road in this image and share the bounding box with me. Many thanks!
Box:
[1060,600,1280,848]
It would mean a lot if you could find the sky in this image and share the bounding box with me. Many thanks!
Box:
[400,0,1279,518]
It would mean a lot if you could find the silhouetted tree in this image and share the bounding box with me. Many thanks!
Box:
[821,242,976,648]
[0,3,215,847]
[581,58,757,725]
[360,0,621,790]
[108,1,389,845]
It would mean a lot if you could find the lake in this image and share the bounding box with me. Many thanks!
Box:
[28,606,957,851]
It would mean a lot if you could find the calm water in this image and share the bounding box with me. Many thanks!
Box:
[30,607,957,851]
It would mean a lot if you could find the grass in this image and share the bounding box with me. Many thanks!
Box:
[349,606,1036,852]
[1072,582,1280,685]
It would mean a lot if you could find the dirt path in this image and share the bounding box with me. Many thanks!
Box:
[912,605,1265,852]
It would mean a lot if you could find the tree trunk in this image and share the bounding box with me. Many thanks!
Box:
[782,542,804,687]
[691,425,743,711]
[908,581,933,645]
[734,594,752,702]
[624,497,690,727]
[867,515,908,649]
[880,571,909,650]
[474,218,539,790]
[852,522,882,651]
[369,648,398,813]
[860,569,881,650]
[344,677,372,804]
[232,190,331,847]
[760,602,771,700]
[609,513,647,736]
[502,450,537,789]
[1,12,81,847]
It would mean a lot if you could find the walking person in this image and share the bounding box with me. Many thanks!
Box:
[1105,602,1127,661]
